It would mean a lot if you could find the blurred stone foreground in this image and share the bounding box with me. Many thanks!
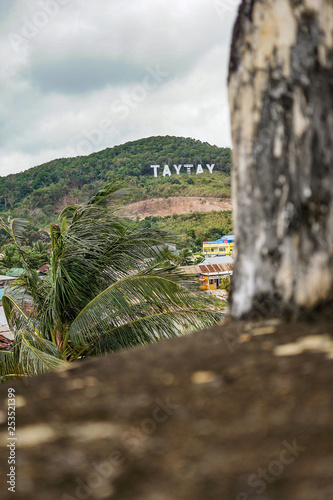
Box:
[0,317,333,500]
[1,0,333,498]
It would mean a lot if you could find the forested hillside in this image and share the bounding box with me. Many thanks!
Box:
[138,211,233,250]
[0,136,231,226]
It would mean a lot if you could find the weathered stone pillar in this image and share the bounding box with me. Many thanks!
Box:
[228,0,333,318]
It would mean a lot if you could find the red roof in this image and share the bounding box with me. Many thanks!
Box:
[180,263,233,275]
[0,335,13,350]
[37,265,51,272]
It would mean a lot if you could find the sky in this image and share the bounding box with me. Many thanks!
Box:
[0,0,240,177]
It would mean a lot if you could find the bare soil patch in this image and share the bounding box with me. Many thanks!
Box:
[120,196,232,219]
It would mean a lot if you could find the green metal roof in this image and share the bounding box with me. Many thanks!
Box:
[5,268,24,277]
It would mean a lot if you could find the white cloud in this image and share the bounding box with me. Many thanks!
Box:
[0,0,240,176]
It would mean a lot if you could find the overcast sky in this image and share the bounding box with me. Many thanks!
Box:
[0,0,240,176]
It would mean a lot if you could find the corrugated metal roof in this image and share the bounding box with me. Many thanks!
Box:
[180,265,202,274]
[204,264,233,273]
[0,334,13,350]
[37,264,51,272]
[201,256,234,265]
[6,268,24,277]
[180,262,233,275]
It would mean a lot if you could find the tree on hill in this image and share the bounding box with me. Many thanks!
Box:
[0,136,232,226]
[176,248,193,267]
[0,182,221,382]
[0,226,50,271]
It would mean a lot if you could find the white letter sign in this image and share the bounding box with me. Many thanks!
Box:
[151,165,160,177]
[163,165,172,177]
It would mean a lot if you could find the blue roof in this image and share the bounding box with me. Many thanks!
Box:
[205,235,235,245]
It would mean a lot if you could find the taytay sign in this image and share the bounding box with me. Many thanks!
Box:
[151,164,215,177]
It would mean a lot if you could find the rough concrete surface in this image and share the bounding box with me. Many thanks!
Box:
[0,318,332,500]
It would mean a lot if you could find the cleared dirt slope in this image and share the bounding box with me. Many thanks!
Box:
[120,196,232,219]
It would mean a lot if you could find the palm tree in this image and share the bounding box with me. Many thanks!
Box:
[0,182,220,382]
[155,245,178,265]
[176,248,193,266]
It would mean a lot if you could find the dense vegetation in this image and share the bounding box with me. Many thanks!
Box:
[0,183,221,382]
[0,209,233,270]
[134,170,231,200]
[0,136,231,226]
[139,211,233,251]
[0,225,51,271]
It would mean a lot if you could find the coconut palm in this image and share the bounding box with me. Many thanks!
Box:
[176,248,193,266]
[0,182,220,382]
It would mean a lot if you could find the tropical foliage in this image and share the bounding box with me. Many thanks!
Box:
[134,170,231,200]
[139,210,233,251]
[0,182,221,382]
[0,224,51,270]
[0,136,231,226]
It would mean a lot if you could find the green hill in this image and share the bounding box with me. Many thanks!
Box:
[0,136,232,226]
[138,210,233,251]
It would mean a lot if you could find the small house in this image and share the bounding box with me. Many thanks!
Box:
[180,256,234,291]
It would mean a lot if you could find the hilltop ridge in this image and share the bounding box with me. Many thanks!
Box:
[0,136,232,226]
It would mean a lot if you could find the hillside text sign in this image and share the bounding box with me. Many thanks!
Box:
[151,164,215,177]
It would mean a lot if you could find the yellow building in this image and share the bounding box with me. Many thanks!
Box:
[202,235,235,257]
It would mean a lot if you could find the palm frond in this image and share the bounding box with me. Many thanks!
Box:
[0,217,31,246]
[83,307,221,357]
[18,332,67,374]
[0,180,221,381]
[49,219,178,325]
[2,290,41,337]
[86,180,134,208]
[10,218,31,246]
[0,330,67,382]
[0,351,20,383]
[58,204,81,221]
[57,181,134,226]
[68,269,221,355]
